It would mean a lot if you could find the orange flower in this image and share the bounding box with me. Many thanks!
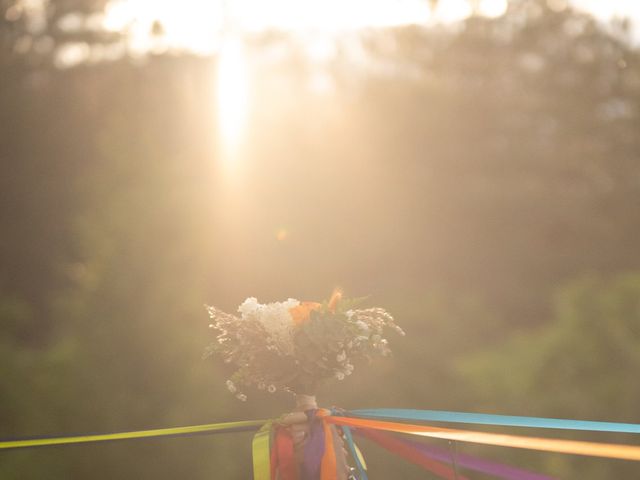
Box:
[289,301,322,326]
[328,288,342,313]
[289,289,343,326]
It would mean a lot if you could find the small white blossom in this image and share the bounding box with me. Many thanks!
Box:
[226,380,237,393]
[355,320,369,332]
[237,297,300,355]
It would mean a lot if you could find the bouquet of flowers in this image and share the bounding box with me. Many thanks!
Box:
[204,291,404,400]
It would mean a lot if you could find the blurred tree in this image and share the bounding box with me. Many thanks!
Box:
[339,0,640,323]
[1,0,120,68]
[0,55,257,478]
[460,273,640,478]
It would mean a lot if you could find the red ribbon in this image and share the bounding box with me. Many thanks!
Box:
[272,427,298,480]
[358,428,469,480]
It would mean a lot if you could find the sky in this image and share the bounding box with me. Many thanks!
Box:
[99,0,640,55]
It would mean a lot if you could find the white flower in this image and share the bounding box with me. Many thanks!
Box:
[336,350,346,362]
[355,320,369,332]
[335,371,345,380]
[237,297,300,355]
[237,297,260,317]
[236,393,247,401]
[226,380,237,393]
[267,384,277,393]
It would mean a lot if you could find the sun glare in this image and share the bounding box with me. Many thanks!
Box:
[104,0,223,54]
[216,35,249,165]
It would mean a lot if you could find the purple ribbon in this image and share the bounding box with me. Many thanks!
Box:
[301,410,325,480]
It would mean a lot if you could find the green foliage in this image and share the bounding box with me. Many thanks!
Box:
[460,274,640,478]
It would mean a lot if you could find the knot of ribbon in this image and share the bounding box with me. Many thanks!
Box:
[254,408,352,480]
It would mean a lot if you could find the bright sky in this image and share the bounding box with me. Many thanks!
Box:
[572,0,640,24]
[100,0,640,55]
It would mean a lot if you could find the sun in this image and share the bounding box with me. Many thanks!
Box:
[216,35,249,164]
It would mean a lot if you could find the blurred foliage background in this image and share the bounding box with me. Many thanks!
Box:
[1,0,640,478]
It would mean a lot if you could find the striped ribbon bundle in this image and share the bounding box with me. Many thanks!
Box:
[2,408,640,479]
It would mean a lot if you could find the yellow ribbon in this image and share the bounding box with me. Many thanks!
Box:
[252,421,272,480]
[0,419,266,450]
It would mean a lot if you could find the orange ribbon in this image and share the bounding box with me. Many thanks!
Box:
[316,409,338,480]
[326,416,640,462]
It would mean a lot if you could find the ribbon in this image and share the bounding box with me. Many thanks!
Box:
[0,419,266,450]
[317,410,337,480]
[356,427,469,480]
[252,421,273,480]
[271,427,298,480]
[341,426,368,480]
[296,409,348,480]
[3,407,640,479]
[351,409,640,434]
[356,429,553,480]
[326,416,640,461]
[301,411,326,480]
[352,439,367,471]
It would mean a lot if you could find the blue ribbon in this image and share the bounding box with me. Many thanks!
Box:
[341,426,368,480]
[349,409,640,434]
